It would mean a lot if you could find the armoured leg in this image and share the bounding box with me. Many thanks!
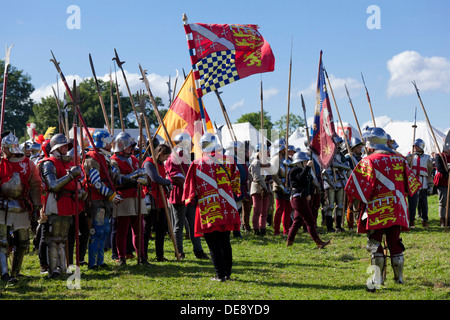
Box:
[0,224,9,277]
[391,253,404,284]
[10,228,29,278]
[46,215,71,277]
[366,234,385,290]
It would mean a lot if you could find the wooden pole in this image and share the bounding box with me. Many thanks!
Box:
[361,72,376,127]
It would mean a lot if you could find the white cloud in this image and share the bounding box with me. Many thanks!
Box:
[387,51,450,97]
[263,87,279,100]
[30,70,171,106]
[298,74,362,99]
[230,99,245,110]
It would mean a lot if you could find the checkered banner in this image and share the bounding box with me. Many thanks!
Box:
[195,50,239,97]
[184,22,275,98]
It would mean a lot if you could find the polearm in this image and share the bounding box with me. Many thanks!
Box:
[50,50,116,193]
[361,72,376,127]
[110,67,114,136]
[137,108,144,265]
[171,70,179,105]
[301,94,310,142]
[112,49,140,125]
[139,64,180,260]
[285,38,293,187]
[412,106,417,156]
[412,81,449,231]
[1,44,14,142]
[167,75,172,107]
[89,53,111,134]
[51,86,67,135]
[113,62,125,132]
[215,91,237,143]
[323,66,355,168]
[344,84,368,155]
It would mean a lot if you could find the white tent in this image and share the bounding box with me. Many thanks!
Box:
[215,122,270,151]
[383,120,446,156]
[335,121,362,142]
[288,127,308,151]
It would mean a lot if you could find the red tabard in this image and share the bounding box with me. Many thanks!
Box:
[83,150,110,201]
[111,154,139,199]
[143,157,167,209]
[434,153,450,187]
[45,157,81,216]
[345,152,421,233]
[182,154,241,237]
[0,157,31,198]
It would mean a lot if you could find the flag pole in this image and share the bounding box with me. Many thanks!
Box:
[323,66,355,168]
[215,91,237,142]
[182,13,207,134]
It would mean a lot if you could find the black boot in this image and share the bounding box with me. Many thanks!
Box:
[326,216,335,233]
[259,228,266,236]
[335,216,345,233]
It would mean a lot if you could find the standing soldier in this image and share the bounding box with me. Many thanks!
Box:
[321,137,351,232]
[345,137,364,230]
[82,129,125,269]
[406,139,434,228]
[271,138,292,236]
[110,131,149,266]
[41,133,85,278]
[434,143,450,227]
[345,127,421,291]
[0,132,42,283]
[183,132,241,281]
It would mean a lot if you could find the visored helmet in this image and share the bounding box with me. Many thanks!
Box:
[199,132,220,153]
[93,129,115,149]
[2,132,23,155]
[174,132,191,149]
[50,133,72,154]
[362,126,391,152]
[291,151,310,165]
[112,131,136,153]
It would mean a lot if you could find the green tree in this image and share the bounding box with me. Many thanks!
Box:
[0,61,35,140]
[236,110,273,138]
[30,78,166,137]
[274,113,305,138]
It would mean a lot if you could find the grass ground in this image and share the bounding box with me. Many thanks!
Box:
[1,195,449,302]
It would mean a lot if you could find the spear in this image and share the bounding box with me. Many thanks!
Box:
[137,107,144,265]
[344,84,368,156]
[412,80,449,231]
[361,72,376,127]
[215,91,237,143]
[301,94,310,142]
[89,53,111,134]
[285,38,293,187]
[112,49,140,124]
[51,85,66,135]
[167,75,172,107]
[50,50,116,193]
[139,64,180,260]
[412,106,417,156]
[1,44,13,141]
[172,70,179,105]
[109,67,114,136]
[113,62,125,132]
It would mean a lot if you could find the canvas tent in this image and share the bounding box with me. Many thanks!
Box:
[382,120,446,156]
[288,127,308,151]
[215,122,270,151]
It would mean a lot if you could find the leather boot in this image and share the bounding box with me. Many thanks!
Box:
[314,238,330,249]
[335,215,345,233]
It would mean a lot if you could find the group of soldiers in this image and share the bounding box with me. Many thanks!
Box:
[0,122,447,289]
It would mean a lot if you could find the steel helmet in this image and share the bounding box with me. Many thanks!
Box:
[174,132,191,149]
[50,133,73,154]
[350,137,363,149]
[273,138,286,153]
[362,126,391,152]
[291,151,310,165]
[112,131,136,153]
[413,138,425,152]
[199,132,220,152]
[1,132,23,155]
[93,129,115,149]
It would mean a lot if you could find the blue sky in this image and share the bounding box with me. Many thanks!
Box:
[2,0,450,136]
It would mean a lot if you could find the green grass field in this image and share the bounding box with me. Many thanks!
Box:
[1,195,449,301]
